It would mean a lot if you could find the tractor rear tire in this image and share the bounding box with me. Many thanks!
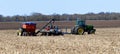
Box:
[75,27,84,35]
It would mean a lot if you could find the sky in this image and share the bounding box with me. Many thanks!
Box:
[0,0,120,16]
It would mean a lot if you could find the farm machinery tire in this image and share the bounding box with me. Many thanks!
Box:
[17,28,27,36]
[88,29,96,34]
[75,27,84,35]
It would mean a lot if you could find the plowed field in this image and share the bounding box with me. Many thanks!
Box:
[0,20,120,29]
[0,28,120,54]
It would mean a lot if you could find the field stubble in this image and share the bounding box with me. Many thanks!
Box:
[0,28,120,54]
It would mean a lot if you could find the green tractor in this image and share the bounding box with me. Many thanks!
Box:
[71,20,96,35]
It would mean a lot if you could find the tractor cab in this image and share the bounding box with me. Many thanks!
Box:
[76,20,94,31]
[76,20,86,27]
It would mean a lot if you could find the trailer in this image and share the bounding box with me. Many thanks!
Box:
[17,19,64,36]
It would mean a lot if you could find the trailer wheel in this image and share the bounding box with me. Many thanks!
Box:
[17,31,22,36]
[32,32,36,36]
[60,32,64,36]
[22,32,28,36]
[17,29,23,36]
[46,32,52,36]
[17,28,26,36]
[41,32,47,36]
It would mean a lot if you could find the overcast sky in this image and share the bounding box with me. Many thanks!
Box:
[0,0,120,16]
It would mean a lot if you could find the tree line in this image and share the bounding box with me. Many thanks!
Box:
[0,12,120,22]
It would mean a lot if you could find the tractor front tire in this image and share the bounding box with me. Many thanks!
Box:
[88,29,96,34]
[90,29,96,34]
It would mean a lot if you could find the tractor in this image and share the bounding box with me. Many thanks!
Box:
[71,20,96,35]
[17,19,63,36]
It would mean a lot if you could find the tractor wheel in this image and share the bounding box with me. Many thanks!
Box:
[88,29,96,34]
[75,27,84,35]
[93,29,96,34]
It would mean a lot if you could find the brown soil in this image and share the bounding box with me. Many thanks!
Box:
[0,20,120,29]
[0,28,120,54]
